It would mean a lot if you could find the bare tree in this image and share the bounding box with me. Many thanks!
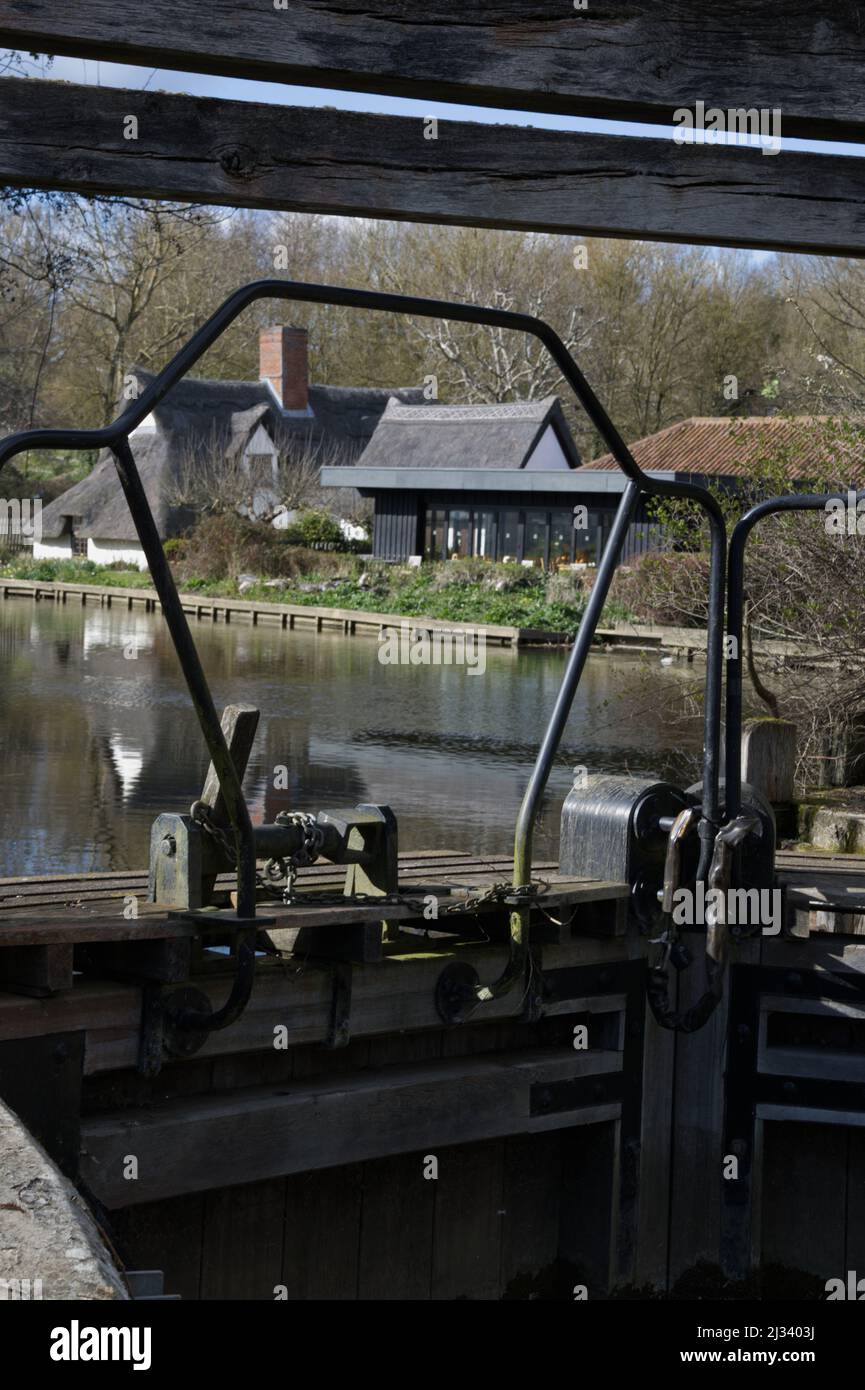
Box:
[624,418,865,785]
[166,427,363,527]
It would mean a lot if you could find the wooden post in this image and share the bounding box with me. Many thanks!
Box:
[200,704,260,826]
[741,719,797,803]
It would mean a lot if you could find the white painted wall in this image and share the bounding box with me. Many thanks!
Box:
[523,424,571,471]
[33,536,73,561]
[86,538,148,570]
[242,422,278,465]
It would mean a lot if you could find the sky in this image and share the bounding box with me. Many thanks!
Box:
[13,51,865,157]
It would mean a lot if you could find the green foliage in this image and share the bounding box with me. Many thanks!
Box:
[280,510,345,547]
[0,546,631,632]
[0,555,152,587]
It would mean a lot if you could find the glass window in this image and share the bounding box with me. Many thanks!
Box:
[523,509,549,565]
[497,510,520,561]
[550,509,573,568]
[472,510,496,558]
[446,508,471,558]
[424,506,446,560]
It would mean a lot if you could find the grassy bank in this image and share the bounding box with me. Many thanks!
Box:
[0,551,632,633]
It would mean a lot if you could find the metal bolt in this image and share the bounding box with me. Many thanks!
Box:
[161,835,176,858]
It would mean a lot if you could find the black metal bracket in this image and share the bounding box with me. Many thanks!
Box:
[435,961,482,1024]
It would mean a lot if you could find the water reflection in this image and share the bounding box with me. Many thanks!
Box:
[0,599,704,877]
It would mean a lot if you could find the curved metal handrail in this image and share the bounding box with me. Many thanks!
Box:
[725,489,865,819]
[0,278,726,1021]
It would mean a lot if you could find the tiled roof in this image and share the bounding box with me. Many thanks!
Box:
[588,416,865,483]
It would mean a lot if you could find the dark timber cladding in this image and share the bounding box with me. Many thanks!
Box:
[373,491,421,562]
[1,1,864,143]
[1,78,865,257]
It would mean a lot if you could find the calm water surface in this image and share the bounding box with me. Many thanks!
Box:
[0,599,705,877]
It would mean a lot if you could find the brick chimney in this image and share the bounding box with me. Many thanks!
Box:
[259,324,309,410]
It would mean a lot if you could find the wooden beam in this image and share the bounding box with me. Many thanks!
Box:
[0,935,630,1074]
[0,2,863,143]
[200,703,259,826]
[79,1045,622,1205]
[1,79,864,258]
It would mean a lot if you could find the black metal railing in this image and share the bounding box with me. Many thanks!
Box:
[0,279,728,1028]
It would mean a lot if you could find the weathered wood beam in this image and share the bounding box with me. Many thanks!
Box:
[1,79,865,256]
[0,937,629,1074]
[0,1,863,143]
[80,1045,623,1204]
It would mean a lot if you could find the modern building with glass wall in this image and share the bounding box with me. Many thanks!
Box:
[321,394,664,566]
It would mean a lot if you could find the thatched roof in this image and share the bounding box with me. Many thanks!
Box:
[40,371,423,540]
[355,396,582,472]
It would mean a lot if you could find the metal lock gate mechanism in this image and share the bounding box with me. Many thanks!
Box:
[0,276,857,1050]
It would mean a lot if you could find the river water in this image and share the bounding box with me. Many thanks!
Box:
[0,598,705,878]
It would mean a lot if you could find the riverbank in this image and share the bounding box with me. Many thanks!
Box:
[0,576,563,646]
[0,551,636,635]
[0,574,745,656]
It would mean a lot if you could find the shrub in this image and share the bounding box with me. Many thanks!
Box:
[610,551,711,628]
[281,510,345,548]
[172,513,359,583]
[545,570,584,607]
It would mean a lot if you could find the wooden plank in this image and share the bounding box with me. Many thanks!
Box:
[759,1045,865,1085]
[633,978,675,1290]
[199,1178,286,1300]
[200,704,259,826]
[1,2,862,142]
[741,719,797,804]
[0,936,631,1073]
[668,934,759,1282]
[0,854,547,906]
[431,1139,504,1301]
[0,78,865,257]
[498,1131,562,1298]
[0,878,628,951]
[0,944,73,997]
[557,1122,618,1296]
[111,1192,205,1302]
[357,1150,436,1301]
[79,1045,623,1206]
[762,938,865,974]
[759,1121,847,1279]
[281,1166,364,1300]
